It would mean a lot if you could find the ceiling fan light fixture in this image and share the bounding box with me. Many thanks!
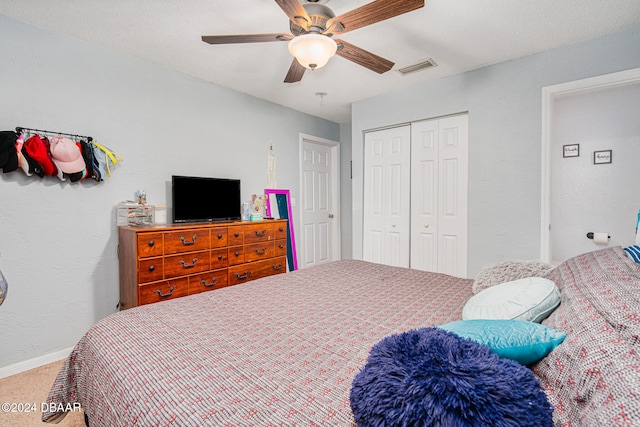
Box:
[288,34,337,70]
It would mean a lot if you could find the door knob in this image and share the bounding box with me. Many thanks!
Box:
[424,224,430,228]
[328,214,334,219]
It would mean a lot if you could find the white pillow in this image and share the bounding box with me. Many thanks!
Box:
[462,277,561,323]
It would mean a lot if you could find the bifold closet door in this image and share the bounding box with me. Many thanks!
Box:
[362,126,411,267]
[410,115,468,277]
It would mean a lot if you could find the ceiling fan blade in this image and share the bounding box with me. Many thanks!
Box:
[326,0,424,35]
[284,58,306,83]
[274,0,311,30]
[202,33,292,44]
[335,39,394,74]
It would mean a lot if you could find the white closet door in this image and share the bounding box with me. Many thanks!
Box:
[411,115,468,277]
[363,126,411,267]
[410,119,439,271]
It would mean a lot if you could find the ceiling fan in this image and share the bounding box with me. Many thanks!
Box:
[201,0,425,83]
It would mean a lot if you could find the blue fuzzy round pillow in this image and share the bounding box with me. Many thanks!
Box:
[350,327,553,427]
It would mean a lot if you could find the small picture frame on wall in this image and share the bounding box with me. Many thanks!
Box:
[563,144,580,158]
[594,150,612,164]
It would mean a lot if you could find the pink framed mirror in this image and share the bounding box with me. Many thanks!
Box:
[264,189,298,271]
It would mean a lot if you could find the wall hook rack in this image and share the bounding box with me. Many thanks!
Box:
[16,126,93,142]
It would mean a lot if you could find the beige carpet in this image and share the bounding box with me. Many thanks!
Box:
[0,360,86,426]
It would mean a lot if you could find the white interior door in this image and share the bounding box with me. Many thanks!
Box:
[410,119,439,271]
[363,125,411,267]
[436,115,468,277]
[410,115,468,276]
[300,135,340,268]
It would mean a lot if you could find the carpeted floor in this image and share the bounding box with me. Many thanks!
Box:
[0,360,86,426]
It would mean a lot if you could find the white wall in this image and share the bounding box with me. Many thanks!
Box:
[351,25,640,277]
[550,81,640,263]
[0,15,339,369]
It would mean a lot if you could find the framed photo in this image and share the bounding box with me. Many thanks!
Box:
[563,144,580,158]
[594,150,612,164]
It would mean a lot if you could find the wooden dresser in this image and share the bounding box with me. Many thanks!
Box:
[118,219,288,309]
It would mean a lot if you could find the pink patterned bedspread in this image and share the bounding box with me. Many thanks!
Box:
[534,247,640,426]
[43,259,473,426]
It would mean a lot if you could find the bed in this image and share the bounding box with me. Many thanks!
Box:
[43,247,640,426]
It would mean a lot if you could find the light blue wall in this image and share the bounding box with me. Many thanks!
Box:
[340,121,353,259]
[0,15,339,368]
[351,25,640,277]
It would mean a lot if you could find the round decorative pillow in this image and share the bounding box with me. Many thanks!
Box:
[350,328,553,427]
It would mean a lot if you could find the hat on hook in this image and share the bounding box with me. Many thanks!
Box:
[50,136,86,174]
[0,131,18,171]
[21,147,44,178]
[25,134,56,176]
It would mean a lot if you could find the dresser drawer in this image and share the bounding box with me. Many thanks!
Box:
[210,228,228,248]
[228,246,245,266]
[164,229,211,254]
[274,222,287,240]
[189,269,229,294]
[274,239,287,257]
[227,226,244,246]
[211,248,228,269]
[244,241,275,262]
[137,233,163,258]
[138,277,188,305]
[243,223,275,244]
[138,257,163,283]
[164,250,210,278]
[228,257,286,286]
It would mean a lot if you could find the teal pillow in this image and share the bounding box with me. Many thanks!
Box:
[439,319,566,365]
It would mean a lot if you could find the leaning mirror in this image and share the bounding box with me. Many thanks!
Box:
[264,189,298,271]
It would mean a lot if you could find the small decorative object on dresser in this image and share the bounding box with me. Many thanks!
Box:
[118,219,288,309]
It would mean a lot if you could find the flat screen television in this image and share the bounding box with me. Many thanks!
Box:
[172,175,241,223]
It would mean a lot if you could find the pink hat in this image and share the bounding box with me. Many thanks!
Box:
[50,136,86,174]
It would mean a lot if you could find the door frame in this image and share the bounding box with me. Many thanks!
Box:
[540,67,640,262]
[298,133,341,268]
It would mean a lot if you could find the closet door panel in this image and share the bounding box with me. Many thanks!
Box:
[437,115,468,277]
[363,126,411,267]
[410,120,439,271]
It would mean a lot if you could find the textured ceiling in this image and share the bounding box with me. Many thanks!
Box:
[2,0,640,123]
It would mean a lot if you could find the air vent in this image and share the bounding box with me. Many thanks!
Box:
[397,58,437,76]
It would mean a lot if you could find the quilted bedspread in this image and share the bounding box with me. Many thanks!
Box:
[534,247,640,426]
[43,259,473,426]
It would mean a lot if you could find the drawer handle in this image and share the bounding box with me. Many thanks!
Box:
[235,270,249,280]
[217,233,223,239]
[179,235,198,246]
[234,251,240,257]
[234,232,240,237]
[201,277,218,288]
[217,254,223,260]
[148,240,155,247]
[179,258,198,269]
[255,248,267,255]
[254,229,267,237]
[279,227,284,232]
[278,244,285,249]
[149,265,156,272]
[273,263,283,271]
[155,286,176,298]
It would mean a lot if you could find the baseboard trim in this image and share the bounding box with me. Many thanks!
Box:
[0,347,73,379]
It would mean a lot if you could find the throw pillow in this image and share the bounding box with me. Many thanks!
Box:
[350,327,554,427]
[439,319,566,365]
[463,276,561,323]
[624,245,640,263]
[472,259,555,294]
